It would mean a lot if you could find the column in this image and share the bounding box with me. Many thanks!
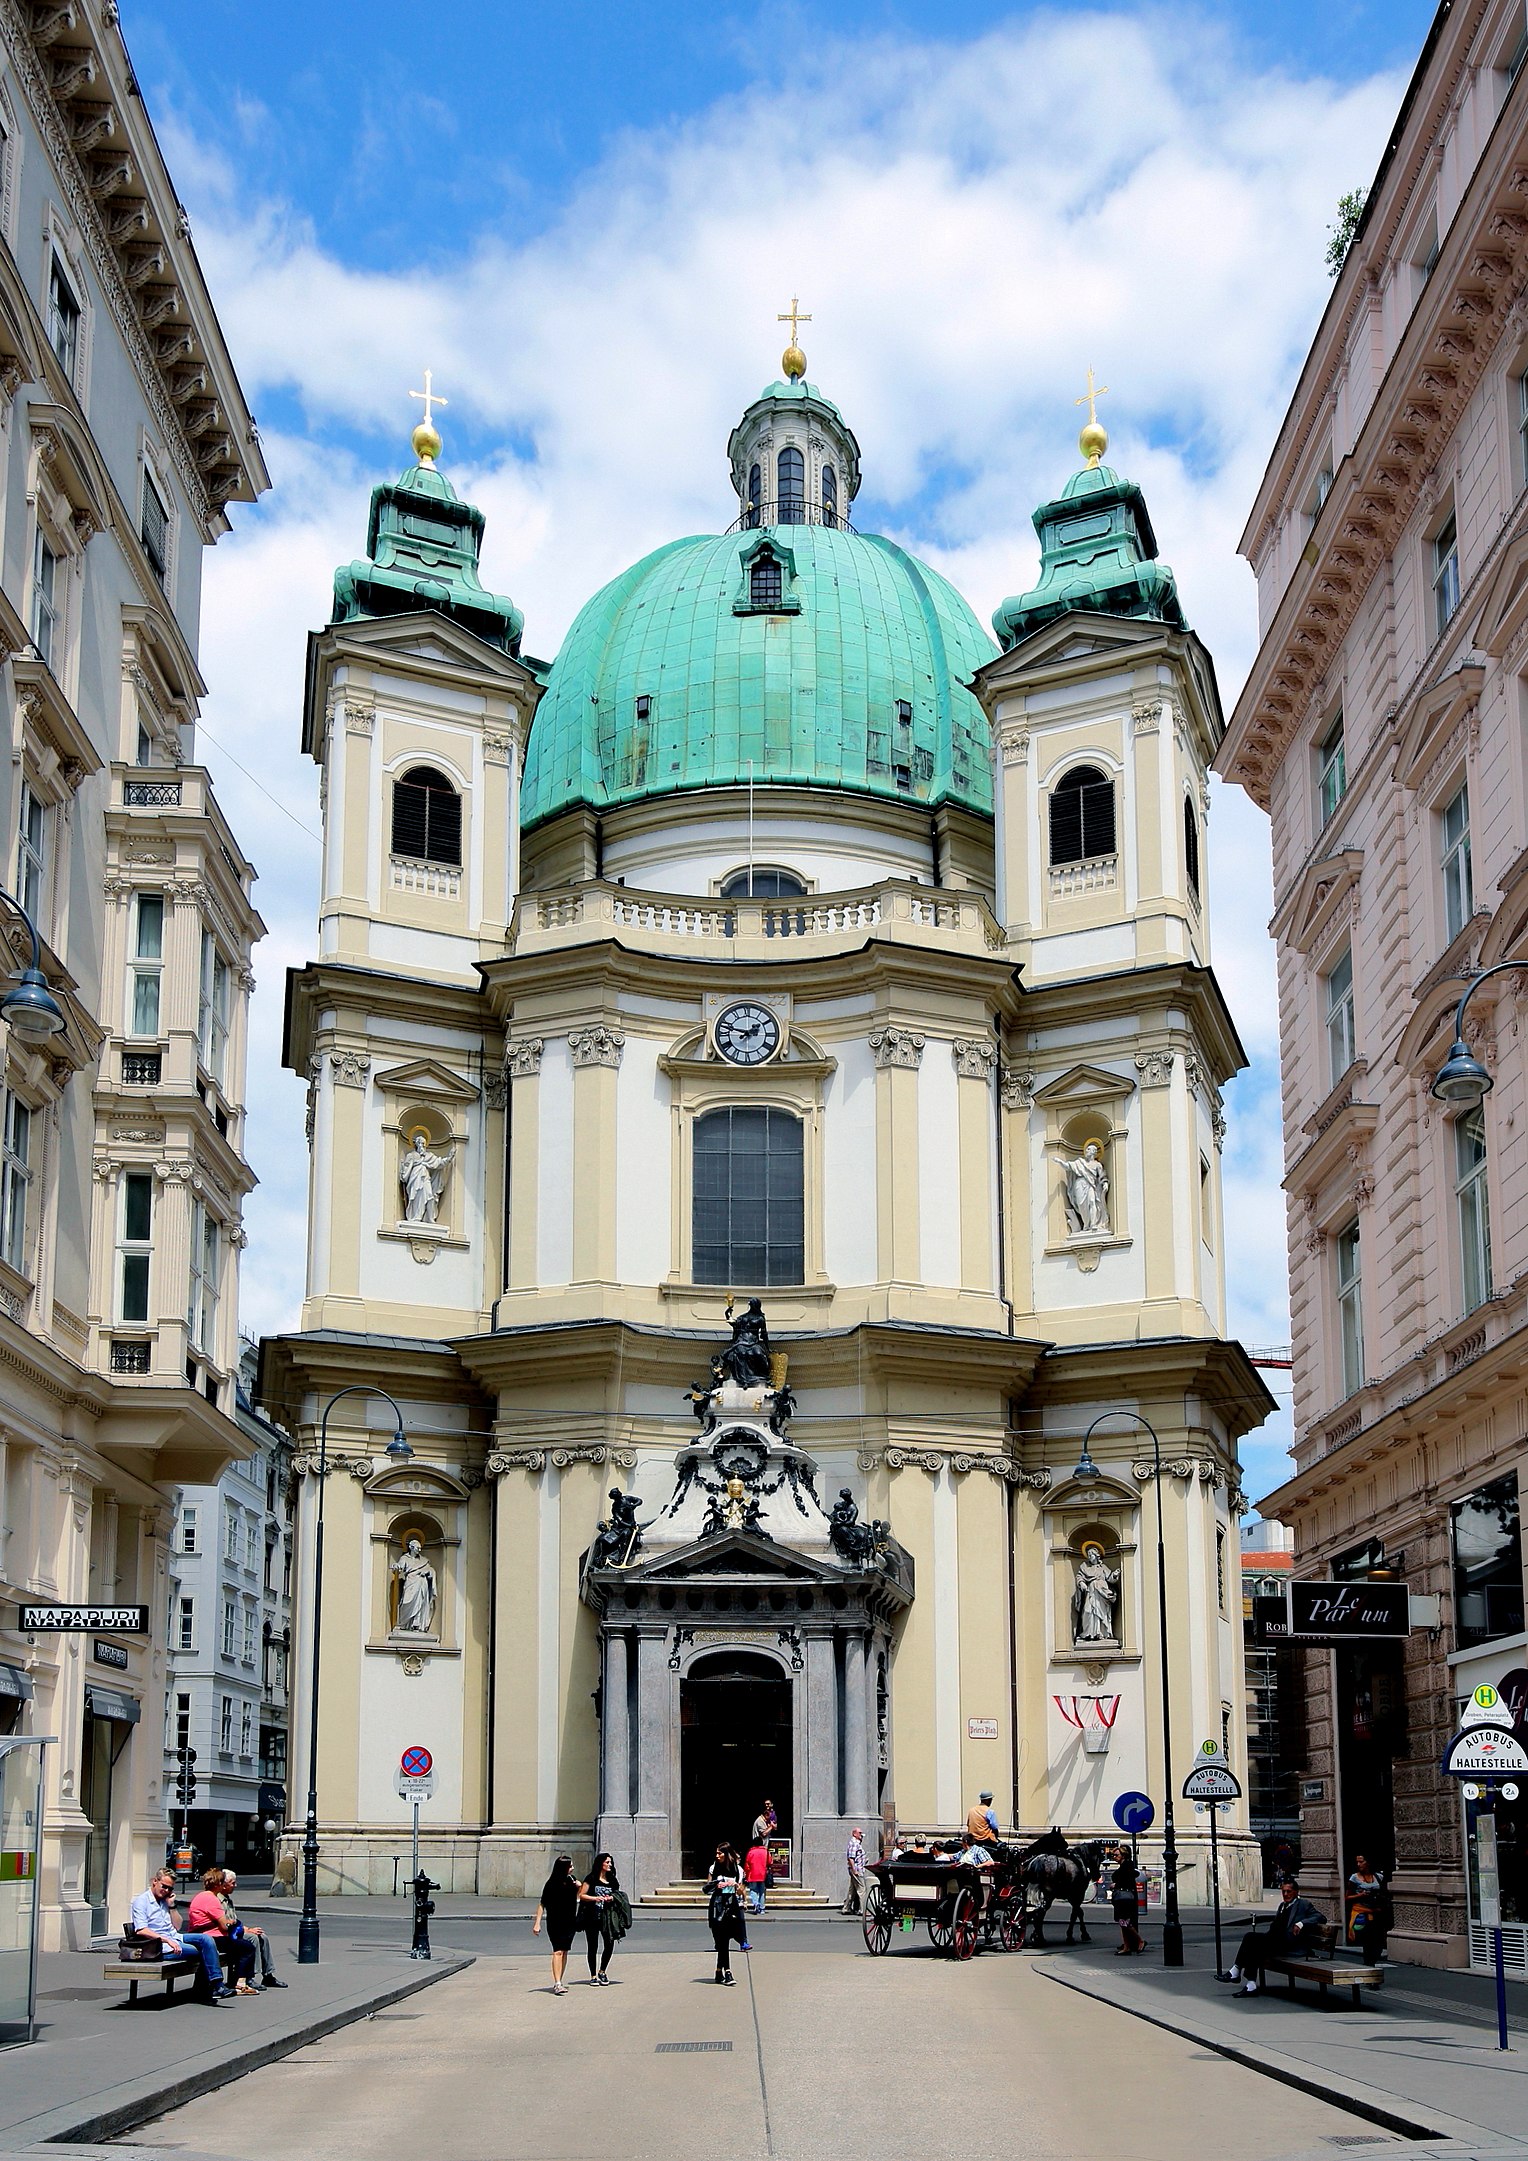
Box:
[601,1628,629,1818]
[844,1633,870,1818]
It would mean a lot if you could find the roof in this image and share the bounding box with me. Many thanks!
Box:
[993,460,1186,648]
[331,460,524,654]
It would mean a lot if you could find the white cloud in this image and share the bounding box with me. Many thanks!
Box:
[181,10,1401,1467]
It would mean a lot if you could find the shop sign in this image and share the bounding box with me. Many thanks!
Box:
[92,1640,128,1670]
[19,1603,148,1632]
[1277,1581,1411,1640]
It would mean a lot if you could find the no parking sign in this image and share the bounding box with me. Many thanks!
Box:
[395,1744,435,1800]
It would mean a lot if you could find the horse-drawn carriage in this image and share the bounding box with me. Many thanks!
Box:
[861,1833,1109,1961]
[861,1850,1027,1960]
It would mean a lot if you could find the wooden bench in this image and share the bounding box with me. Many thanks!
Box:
[1254,1921,1385,2008]
[101,1952,207,2005]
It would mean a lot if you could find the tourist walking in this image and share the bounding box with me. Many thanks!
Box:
[576,1851,623,1984]
[842,1826,866,1915]
[743,1836,770,1916]
[706,1843,747,1984]
[533,1854,580,1994]
[218,1870,287,1988]
[1109,1844,1144,1954]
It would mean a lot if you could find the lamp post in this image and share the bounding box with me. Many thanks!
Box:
[1429,961,1522,1106]
[0,885,66,1044]
[1073,1409,1184,1967]
[297,1384,413,1965]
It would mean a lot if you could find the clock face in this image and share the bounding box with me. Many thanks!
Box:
[714,1001,781,1066]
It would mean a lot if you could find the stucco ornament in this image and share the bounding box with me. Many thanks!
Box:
[1062,1140,1110,1234]
[400,1132,454,1224]
[1071,1542,1119,1644]
[391,1536,438,1635]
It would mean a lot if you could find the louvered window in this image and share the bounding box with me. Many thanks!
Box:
[749,551,782,609]
[693,1106,803,1286]
[1184,796,1200,898]
[1049,765,1115,865]
[391,765,461,866]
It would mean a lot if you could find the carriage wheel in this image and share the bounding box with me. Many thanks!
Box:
[862,1890,892,1956]
[926,1910,954,1953]
[998,1903,1026,1952]
[951,1889,980,1961]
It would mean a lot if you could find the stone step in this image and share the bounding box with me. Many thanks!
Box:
[640,1881,834,1909]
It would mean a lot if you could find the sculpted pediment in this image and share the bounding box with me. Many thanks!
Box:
[372,1057,480,1104]
[1031,1062,1136,1109]
[1474,534,1528,660]
[619,1531,837,1582]
[1395,664,1483,791]
[1274,847,1362,957]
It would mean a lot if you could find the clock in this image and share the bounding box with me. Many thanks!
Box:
[713,1001,781,1066]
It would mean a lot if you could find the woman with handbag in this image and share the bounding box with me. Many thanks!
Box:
[187,1869,259,1995]
[705,1843,747,1985]
[575,1851,621,1985]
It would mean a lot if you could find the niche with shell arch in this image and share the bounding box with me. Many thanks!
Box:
[374,1055,477,1260]
[386,1510,444,1638]
[1047,1509,1138,1667]
[364,1460,471,1657]
[1034,1063,1134,1268]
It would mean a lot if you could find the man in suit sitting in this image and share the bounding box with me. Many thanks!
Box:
[1228,1877,1327,1995]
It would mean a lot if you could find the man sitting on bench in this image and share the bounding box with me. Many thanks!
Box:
[127,1867,233,2002]
[1228,1876,1326,1996]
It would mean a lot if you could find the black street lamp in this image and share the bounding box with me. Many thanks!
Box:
[0,885,66,1044]
[1073,1409,1185,1967]
[1430,961,1522,1106]
[297,1384,412,1965]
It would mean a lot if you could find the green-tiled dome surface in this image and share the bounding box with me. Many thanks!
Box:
[522,524,997,827]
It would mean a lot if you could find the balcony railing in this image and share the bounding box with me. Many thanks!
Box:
[1048,853,1118,901]
[124,778,183,807]
[512,878,1006,957]
[725,499,856,535]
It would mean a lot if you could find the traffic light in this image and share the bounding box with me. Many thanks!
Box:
[174,1746,197,1809]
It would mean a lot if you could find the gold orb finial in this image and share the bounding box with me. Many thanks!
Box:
[408,368,448,468]
[777,295,812,382]
[1074,365,1110,468]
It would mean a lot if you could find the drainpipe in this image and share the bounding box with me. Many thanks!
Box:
[485,1470,498,1838]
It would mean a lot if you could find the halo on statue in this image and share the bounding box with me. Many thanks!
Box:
[406,1123,436,1151]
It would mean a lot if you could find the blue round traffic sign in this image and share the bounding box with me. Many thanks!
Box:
[1112,1790,1155,1835]
[400,1746,432,1778]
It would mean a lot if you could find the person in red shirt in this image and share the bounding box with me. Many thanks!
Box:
[186,1869,259,1994]
[743,1839,770,1918]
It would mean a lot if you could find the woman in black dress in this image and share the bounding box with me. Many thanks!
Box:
[532,1854,579,1994]
[705,1842,747,1985]
[1111,1843,1145,1954]
[576,1851,620,1985]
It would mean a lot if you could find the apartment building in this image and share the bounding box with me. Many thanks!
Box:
[0,2,267,1946]
[1219,0,1528,1969]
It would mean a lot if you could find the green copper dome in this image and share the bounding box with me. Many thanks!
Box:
[522,522,997,827]
[992,459,1186,650]
[332,458,524,655]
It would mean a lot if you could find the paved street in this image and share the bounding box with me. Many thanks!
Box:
[119,1922,1395,2161]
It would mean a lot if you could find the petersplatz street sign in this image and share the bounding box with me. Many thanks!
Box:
[1442,1687,1528,1778]
[1182,1737,1243,1802]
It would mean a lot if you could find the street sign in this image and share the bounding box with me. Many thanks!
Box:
[400,1746,433,1777]
[19,1603,148,1632]
[1504,1783,1521,1803]
[1442,1726,1528,1777]
[1183,1739,1242,1802]
[1112,1791,1155,1835]
[395,1745,435,1803]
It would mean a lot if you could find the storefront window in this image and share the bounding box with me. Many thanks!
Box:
[1451,1473,1525,1649]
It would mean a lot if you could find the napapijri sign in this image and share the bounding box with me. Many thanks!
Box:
[19,1604,149,1632]
[1281,1581,1411,1640]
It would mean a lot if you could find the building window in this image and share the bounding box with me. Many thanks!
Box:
[260,1724,287,1781]
[1503,8,1528,92]
[220,1602,235,1660]
[1433,512,1461,636]
[140,473,168,587]
[15,780,46,925]
[129,893,164,1036]
[282,1540,293,1598]
[239,1700,252,1755]
[118,1170,152,1322]
[719,867,806,900]
[748,550,783,610]
[223,1501,238,1561]
[1335,1218,1363,1399]
[188,1200,220,1358]
[1440,782,1473,942]
[1199,1152,1213,1249]
[175,1692,191,1750]
[176,1596,194,1651]
[245,1518,259,1571]
[822,464,838,528]
[390,765,461,866]
[180,1505,198,1555]
[219,1693,233,1750]
[777,445,805,525]
[1317,711,1346,824]
[198,930,230,1084]
[1518,371,1528,491]
[0,1089,30,1276]
[1455,1106,1493,1313]
[46,255,78,378]
[1451,1472,1524,1648]
[692,1104,804,1286]
[242,1606,256,1663]
[1048,764,1115,865]
[746,462,761,529]
[1324,947,1355,1086]
[1216,1527,1227,1616]
[1184,796,1200,900]
[30,528,58,667]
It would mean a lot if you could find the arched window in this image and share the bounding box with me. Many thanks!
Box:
[1184,796,1200,898]
[747,462,761,530]
[693,1105,804,1286]
[777,446,805,525]
[749,549,783,610]
[391,765,462,866]
[822,465,838,528]
[1048,764,1115,866]
[720,867,806,899]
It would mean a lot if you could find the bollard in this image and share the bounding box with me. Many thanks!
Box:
[409,1869,438,1961]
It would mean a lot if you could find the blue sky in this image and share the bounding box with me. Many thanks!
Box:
[125,0,1442,1503]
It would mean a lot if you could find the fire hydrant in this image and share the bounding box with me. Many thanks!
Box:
[409,1869,438,1961]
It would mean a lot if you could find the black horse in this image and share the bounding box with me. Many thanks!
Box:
[1018,1830,1108,1945]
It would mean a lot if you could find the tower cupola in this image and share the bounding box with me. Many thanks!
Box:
[725,309,862,531]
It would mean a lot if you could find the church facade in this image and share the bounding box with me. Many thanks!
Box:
[261,347,1271,1901]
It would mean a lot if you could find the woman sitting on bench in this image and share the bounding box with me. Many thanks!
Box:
[1228,1877,1326,1995]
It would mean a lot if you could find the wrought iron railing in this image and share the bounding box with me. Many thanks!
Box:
[725,499,855,535]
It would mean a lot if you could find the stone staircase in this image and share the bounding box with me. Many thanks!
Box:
[640,1879,835,1911]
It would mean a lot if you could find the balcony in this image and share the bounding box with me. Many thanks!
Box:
[508,878,1007,962]
[1048,854,1118,902]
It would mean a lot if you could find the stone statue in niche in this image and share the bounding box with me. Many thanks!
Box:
[391,1534,438,1636]
[1071,1540,1120,1644]
[400,1132,455,1224]
[1061,1139,1110,1235]
[718,1297,772,1388]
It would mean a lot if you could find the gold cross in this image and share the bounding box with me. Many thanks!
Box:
[410,369,448,428]
[777,296,812,344]
[1075,365,1109,428]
